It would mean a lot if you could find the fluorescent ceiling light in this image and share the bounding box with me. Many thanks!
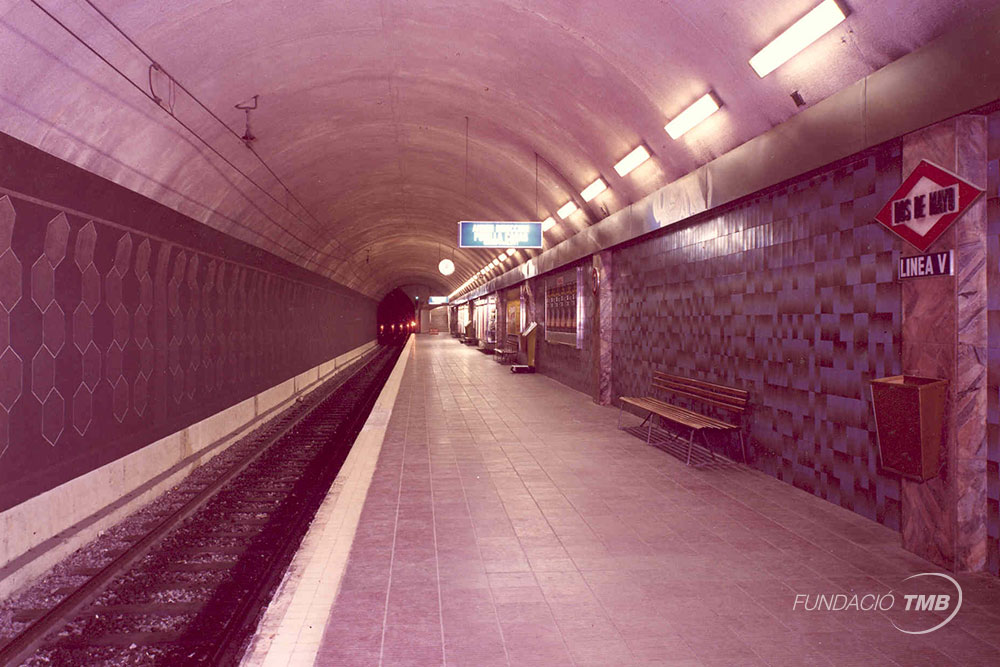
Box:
[557,201,578,218]
[506,248,515,254]
[749,0,846,77]
[498,252,508,261]
[581,178,607,202]
[542,216,556,232]
[614,145,651,177]
[665,93,720,139]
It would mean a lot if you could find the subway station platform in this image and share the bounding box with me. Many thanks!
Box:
[246,335,1000,666]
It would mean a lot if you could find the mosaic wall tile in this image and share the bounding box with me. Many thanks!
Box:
[612,147,906,529]
[0,165,375,513]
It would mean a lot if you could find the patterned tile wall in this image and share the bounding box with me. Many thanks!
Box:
[986,112,1000,576]
[612,146,906,529]
[530,264,595,395]
[0,150,375,513]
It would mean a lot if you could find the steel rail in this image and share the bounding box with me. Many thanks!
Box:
[0,348,385,666]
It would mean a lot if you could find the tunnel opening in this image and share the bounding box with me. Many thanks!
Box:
[377,288,417,344]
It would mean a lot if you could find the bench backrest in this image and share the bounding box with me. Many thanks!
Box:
[651,371,748,414]
[506,334,519,350]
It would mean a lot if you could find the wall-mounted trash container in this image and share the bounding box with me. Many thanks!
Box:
[870,375,948,481]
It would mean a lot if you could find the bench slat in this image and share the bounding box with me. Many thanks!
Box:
[650,380,746,413]
[653,372,747,399]
[644,398,734,429]
[619,396,735,430]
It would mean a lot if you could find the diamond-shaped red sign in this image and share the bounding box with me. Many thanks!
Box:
[875,160,984,252]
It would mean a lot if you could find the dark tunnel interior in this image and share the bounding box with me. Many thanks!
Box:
[376,288,417,344]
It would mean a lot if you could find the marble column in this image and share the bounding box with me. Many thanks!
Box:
[591,251,613,405]
[900,115,989,572]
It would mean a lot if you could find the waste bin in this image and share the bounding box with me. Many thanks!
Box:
[870,375,948,481]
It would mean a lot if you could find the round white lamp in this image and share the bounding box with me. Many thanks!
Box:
[438,258,455,275]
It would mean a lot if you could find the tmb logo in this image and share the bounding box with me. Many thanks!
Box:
[890,572,964,635]
[874,160,983,252]
[792,572,964,635]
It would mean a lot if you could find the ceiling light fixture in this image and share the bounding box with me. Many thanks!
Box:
[665,93,721,140]
[438,258,455,276]
[614,145,651,177]
[542,216,556,232]
[749,0,847,77]
[557,201,578,219]
[498,252,508,261]
[581,178,607,202]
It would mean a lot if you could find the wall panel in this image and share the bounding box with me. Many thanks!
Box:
[612,146,906,528]
[0,135,376,512]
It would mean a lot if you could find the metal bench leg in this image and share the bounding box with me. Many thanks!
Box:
[702,430,716,462]
[647,417,654,446]
[738,431,748,464]
[685,428,696,465]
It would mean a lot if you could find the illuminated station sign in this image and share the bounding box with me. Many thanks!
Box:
[458,221,543,248]
[428,296,449,305]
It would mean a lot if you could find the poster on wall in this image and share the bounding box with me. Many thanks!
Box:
[506,296,520,336]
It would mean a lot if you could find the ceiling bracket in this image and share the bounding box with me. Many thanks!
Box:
[148,63,175,115]
[235,95,259,148]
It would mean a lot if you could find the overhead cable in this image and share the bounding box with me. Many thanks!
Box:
[26,0,360,285]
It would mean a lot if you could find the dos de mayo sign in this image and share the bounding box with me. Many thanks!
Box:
[874,160,983,252]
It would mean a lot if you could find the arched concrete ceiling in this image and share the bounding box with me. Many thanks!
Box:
[1,0,995,299]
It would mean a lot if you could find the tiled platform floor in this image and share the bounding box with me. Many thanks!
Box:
[315,336,1000,666]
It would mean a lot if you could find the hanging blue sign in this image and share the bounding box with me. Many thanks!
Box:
[458,221,543,248]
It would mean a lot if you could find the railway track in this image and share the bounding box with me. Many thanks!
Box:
[0,344,402,666]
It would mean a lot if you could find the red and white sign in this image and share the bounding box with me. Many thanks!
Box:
[874,160,983,252]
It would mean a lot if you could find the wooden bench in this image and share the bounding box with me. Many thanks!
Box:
[618,371,748,465]
[493,334,519,364]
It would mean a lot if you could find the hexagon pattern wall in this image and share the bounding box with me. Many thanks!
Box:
[0,185,375,513]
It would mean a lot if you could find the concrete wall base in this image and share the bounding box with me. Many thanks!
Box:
[0,340,377,601]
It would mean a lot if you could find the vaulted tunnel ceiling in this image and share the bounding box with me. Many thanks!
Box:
[1,0,995,299]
